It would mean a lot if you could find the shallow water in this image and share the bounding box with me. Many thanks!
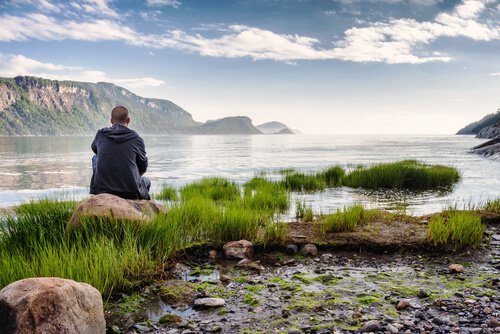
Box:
[0,134,499,215]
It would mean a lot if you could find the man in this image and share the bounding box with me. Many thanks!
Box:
[90,106,151,200]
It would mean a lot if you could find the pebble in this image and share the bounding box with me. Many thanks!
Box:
[448,263,464,273]
[219,274,231,282]
[301,244,318,257]
[194,298,226,308]
[361,320,381,332]
[386,323,399,333]
[286,244,299,255]
[396,300,410,310]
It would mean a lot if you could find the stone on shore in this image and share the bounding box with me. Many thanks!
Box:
[67,193,165,229]
[223,240,254,259]
[448,263,464,273]
[301,244,318,257]
[194,298,226,308]
[0,277,105,334]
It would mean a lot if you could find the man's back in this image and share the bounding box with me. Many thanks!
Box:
[90,123,149,200]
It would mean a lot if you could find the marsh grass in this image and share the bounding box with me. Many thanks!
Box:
[320,165,345,187]
[321,204,366,233]
[342,160,460,190]
[155,185,178,201]
[427,211,484,248]
[283,172,326,192]
[483,198,500,214]
[180,177,240,202]
[243,177,289,213]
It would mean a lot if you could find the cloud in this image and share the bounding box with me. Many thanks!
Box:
[0,54,165,89]
[146,0,181,8]
[489,72,500,76]
[0,0,498,64]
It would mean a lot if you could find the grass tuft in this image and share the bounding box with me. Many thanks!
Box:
[180,177,240,202]
[155,185,178,201]
[321,204,366,233]
[427,211,484,248]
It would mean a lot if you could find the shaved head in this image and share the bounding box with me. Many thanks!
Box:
[111,106,130,125]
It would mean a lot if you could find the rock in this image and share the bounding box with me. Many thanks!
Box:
[236,259,264,272]
[0,277,105,334]
[194,298,226,308]
[487,318,500,328]
[286,244,299,255]
[223,240,254,259]
[387,323,399,334]
[448,264,464,273]
[288,329,302,334]
[417,289,429,298]
[159,280,197,307]
[301,244,318,257]
[67,193,164,229]
[208,250,217,259]
[396,300,410,310]
[361,320,381,332]
[220,274,231,282]
[159,314,184,325]
[321,253,333,261]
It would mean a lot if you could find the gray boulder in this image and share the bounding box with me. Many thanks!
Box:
[223,240,254,259]
[0,277,105,334]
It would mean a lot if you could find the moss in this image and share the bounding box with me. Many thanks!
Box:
[159,281,196,305]
[243,293,259,306]
[159,313,182,324]
[245,284,266,293]
[291,273,313,285]
[314,274,343,286]
[356,293,384,306]
[117,293,146,315]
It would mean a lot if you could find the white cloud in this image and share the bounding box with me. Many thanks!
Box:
[0,0,498,64]
[146,0,181,8]
[489,72,500,76]
[0,54,165,89]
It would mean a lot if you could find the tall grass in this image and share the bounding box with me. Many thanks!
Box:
[483,198,500,214]
[282,171,326,192]
[321,204,366,233]
[320,165,345,187]
[180,177,240,202]
[343,160,460,190]
[427,211,485,248]
[243,177,289,213]
[155,184,178,201]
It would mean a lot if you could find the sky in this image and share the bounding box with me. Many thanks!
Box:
[0,0,499,134]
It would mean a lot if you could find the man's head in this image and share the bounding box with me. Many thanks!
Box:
[111,106,130,126]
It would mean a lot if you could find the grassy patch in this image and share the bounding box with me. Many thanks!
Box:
[282,171,326,192]
[483,198,500,214]
[342,160,460,190]
[243,177,289,213]
[180,177,240,203]
[154,184,178,201]
[427,211,485,248]
[320,165,345,187]
[321,204,366,233]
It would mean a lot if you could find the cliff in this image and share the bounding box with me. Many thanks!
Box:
[0,76,197,135]
[256,121,294,134]
[458,109,500,160]
[457,110,500,137]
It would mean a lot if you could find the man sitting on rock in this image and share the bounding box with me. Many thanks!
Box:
[90,106,151,200]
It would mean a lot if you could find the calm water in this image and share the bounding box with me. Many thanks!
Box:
[0,134,499,216]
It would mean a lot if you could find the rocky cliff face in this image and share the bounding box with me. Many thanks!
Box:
[476,123,500,139]
[188,116,262,135]
[0,76,197,135]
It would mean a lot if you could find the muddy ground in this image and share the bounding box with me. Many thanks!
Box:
[106,220,500,334]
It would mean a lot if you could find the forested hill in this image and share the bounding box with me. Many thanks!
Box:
[457,109,500,137]
[0,76,198,135]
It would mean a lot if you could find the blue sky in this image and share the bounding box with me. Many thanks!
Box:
[0,0,499,134]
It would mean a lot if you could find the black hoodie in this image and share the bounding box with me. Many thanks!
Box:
[90,123,149,199]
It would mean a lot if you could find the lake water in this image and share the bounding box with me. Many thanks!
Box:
[1,134,499,216]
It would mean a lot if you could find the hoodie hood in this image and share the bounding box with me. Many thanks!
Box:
[99,123,139,143]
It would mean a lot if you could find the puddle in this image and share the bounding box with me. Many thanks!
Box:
[142,296,196,321]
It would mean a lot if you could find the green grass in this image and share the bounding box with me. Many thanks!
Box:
[321,204,366,233]
[483,198,500,214]
[243,177,289,213]
[342,160,460,190]
[154,185,178,201]
[295,200,314,222]
[180,177,240,202]
[320,165,345,187]
[427,211,485,248]
[282,171,326,192]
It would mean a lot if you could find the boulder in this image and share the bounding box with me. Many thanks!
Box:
[194,298,226,308]
[223,240,254,259]
[67,193,165,229]
[301,244,318,257]
[448,263,464,273]
[0,277,105,334]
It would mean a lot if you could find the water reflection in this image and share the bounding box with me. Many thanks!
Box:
[1,134,499,215]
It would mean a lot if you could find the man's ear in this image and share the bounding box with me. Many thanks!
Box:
[126,117,131,125]
[110,118,114,125]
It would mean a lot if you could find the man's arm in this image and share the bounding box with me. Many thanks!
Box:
[136,137,148,176]
[91,133,98,154]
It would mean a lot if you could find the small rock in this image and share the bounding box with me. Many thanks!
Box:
[301,244,318,257]
[321,253,333,261]
[208,250,217,259]
[236,259,264,272]
[417,289,429,298]
[286,244,299,255]
[448,264,464,273]
[414,310,425,319]
[282,259,297,266]
[387,323,399,334]
[134,324,152,332]
[492,234,500,241]
[288,329,302,334]
[194,298,226,308]
[419,219,428,225]
[361,320,381,332]
[223,240,254,259]
[396,300,411,310]
[219,274,231,282]
[469,328,482,334]
[487,318,500,328]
